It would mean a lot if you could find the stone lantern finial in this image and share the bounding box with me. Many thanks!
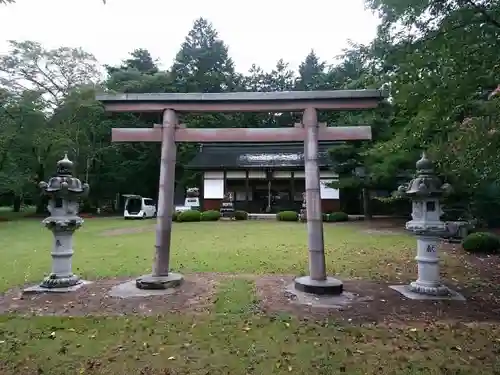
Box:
[56,152,74,177]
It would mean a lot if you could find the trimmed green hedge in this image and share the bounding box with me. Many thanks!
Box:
[201,210,221,221]
[177,210,201,222]
[277,211,299,221]
[234,210,249,220]
[462,232,500,254]
[324,212,349,222]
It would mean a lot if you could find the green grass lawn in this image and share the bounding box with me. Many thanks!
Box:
[0,217,469,291]
[0,217,498,374]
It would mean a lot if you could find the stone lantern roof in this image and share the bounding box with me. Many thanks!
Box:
[39,154,90,198]
[398,152,452,198]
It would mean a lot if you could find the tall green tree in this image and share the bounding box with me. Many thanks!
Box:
[171,17,240,94]
[0,41,101,212]
[243,60,296,128]
[360,0,500,223]
[0,40,100,107]
[295,50,326,90]
[106,48,159,75]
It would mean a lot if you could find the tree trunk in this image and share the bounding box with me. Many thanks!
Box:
[362,187,372,221]
[36,196,49,215]
[12,195,22,212]
[35,163,46,214]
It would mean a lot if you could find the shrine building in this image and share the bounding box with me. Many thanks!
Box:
[186,142,340,213]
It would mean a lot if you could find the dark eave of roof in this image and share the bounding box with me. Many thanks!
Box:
[186,141,339,169]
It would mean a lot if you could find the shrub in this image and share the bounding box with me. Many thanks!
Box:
[277,210,298,221]
[234,210,248,220]
[327,212,349,222]
[177,210,201,222]
[462,232,500,254]
[80,200,97,214]
[172,211,179,222]
[201,210,221,221]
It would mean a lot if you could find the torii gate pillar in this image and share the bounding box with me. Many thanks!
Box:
[136,109,183,290]
[294,107,343,294]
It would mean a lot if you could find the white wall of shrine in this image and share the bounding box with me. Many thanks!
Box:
[202,171,340,200]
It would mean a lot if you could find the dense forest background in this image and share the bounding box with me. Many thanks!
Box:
[1,0,499,224]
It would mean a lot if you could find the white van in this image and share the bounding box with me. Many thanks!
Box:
[123,195,157,219]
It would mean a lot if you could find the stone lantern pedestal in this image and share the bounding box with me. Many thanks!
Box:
[389,153,465,301]
[24,154,91,294]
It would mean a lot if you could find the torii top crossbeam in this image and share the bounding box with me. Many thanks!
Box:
[96,90,385,112]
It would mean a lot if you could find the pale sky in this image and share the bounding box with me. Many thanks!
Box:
[0,0,380,73]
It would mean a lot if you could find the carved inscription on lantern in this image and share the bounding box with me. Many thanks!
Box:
[426,244,436,253]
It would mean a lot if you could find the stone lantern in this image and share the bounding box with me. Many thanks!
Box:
[184,187,200,210]
[390,153,464,300]
[220,192,235,219]
[25,154,90,293]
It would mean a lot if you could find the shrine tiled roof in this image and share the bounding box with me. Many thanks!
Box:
[186,142,339,169]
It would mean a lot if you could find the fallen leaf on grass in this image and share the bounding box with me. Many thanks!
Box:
[168,356,175,360]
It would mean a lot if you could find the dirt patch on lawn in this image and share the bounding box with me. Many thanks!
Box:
[101,226,155,236]
[255,276,500,324]
[0,274,218,317]
[1,272,499,324]
[350,218,408,235]
[254,237,500,324]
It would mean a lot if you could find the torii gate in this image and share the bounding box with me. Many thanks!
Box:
[96,90,386,295]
